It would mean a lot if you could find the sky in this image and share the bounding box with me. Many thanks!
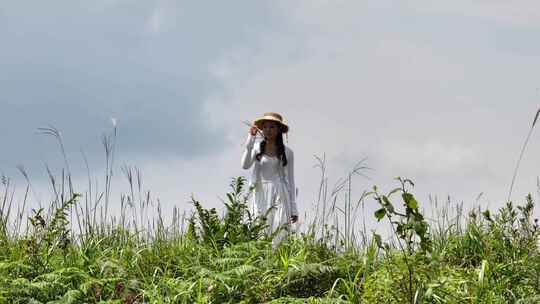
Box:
[2,1,540,232]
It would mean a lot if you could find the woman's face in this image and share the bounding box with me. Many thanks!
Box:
[261,121,281,141]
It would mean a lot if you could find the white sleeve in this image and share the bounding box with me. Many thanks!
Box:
[241,134,257,169]
[287,149,298,216]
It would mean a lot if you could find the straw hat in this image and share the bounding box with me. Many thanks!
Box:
[253,112,289,133]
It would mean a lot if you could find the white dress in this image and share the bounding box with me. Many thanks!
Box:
[241,134,297,244]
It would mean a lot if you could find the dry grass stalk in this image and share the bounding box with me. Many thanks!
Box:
[508,107,540,202]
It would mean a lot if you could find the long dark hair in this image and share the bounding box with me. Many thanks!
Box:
[256,130,288,167]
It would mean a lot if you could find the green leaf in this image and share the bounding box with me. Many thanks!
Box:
[382,195,391,206]
[402,193,418,209]
[478,260,489,286]
[414,222,427,236]
[386,202,395,214]
[373,233,382,248]
[374,208,386,221]
[482,210,492,221]
[396,223,405,235]
[226,193,235,205]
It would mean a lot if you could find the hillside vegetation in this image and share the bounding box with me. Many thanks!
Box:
[1,174,540,303]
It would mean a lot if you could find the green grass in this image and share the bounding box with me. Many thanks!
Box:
[2,120,540,303]
[1,174,540,303]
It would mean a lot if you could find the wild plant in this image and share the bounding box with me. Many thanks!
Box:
[480,196,538,261]
[24,193,80,274]
[371,177,432,304]
[188,176,269,249]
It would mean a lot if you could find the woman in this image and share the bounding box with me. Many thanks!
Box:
[241,112,298,243]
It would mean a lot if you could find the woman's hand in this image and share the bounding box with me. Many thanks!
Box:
[291,215,298,223]
[249,125,258,136]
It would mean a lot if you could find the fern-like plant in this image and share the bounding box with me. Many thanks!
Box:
[189,177,269,249]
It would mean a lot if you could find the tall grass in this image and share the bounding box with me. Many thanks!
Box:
[1,122,540,303]
[307,154,371,251]
[507,107,540,202]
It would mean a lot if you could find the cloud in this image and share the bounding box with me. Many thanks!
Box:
[409,0,540,27]
[145,7,165,34]
[204,0,540,213]
[380,139,489,178]
[144,1,178,35]
[0,1,282,179]
[4,1,540,227]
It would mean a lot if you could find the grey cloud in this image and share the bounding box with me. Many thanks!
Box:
[207,1,540,213]
[0,1,280,178]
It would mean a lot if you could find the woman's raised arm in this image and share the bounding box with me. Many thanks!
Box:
[241,134,257,169]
